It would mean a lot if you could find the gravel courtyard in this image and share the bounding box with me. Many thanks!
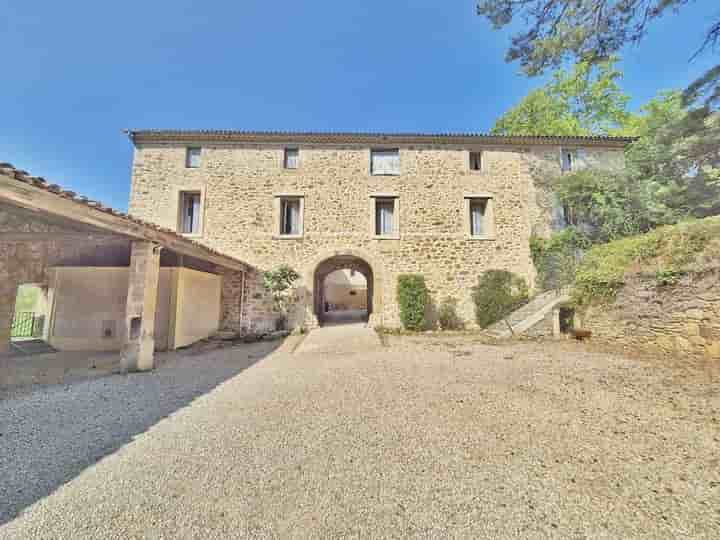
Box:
[1,333,719,539]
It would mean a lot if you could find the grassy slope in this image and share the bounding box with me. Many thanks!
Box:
[572,216,720,306]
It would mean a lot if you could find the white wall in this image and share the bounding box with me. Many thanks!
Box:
[173,268,222,348]
[47,267,181,351]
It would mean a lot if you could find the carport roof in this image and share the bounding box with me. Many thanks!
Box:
[0,162,251,272]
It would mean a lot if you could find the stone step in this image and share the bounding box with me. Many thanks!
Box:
[485,289,570,338]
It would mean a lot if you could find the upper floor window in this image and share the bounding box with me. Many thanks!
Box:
[284,148,299,169]
[561,148,576,172]
[179,191,202,234]
[372,196,398,238]
[279,197,303,236]
[186,147,202,168]
[469,151,483,172]
[465,195,495,239]
[371,149,400,176]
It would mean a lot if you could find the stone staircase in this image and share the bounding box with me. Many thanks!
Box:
[485,289,570,339]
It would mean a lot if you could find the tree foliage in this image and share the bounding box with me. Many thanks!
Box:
[472,270,529,328]
[262,265,300,322]
[549,89,720,242]
[477,0,719,111]
[492,59,630,135]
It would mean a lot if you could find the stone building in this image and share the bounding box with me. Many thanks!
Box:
[127,130,630,329]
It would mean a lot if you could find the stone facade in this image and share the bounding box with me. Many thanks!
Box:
[128,132,626,329]
[580,270,720,361]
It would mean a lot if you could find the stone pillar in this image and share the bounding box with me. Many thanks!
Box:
[552,308,561,338]
[121,241,161,372]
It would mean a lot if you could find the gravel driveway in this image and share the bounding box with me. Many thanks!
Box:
[1,335,719,538]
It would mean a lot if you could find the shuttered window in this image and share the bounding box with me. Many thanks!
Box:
[371,149,400,176]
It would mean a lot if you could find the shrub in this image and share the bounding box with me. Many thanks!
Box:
[530,227,591,291]
[397,274,430,331]
[437,296,464,331]
[571,217,718,306]
[472,270,529,328]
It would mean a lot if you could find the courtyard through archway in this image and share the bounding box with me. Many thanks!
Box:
[313,255,373,326]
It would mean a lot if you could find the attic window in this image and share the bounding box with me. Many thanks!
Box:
[186,147,201,168]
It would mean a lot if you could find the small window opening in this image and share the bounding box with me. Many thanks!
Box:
[371,149,400,176]
[280,198,302,235]
[375,198,396,236]
[179,192,202,234]
[469,151,483,171]
[469,198,489,237]
[559,307,575,334]
[284,148,299,169]
[186,147,201,168]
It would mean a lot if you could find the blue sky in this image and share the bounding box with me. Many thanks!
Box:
[2,0,717,210]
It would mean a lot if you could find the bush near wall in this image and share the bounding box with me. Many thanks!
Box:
[438,297,464,330]
[397,274,430,331]
[472,270,529,328]
[530,227,591,291]
[572,217,720,307]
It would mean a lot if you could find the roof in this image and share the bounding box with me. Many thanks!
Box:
[127,129,634,147]
[0,162,251,272]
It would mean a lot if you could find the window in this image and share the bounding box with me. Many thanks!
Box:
[374,198,396,236]
[465,195,494,239]
[179,191,202,234]
[469,151,483,172]
[186,147,201,168]
[561,149,575,172]
[279,197,302,236]
[371,149,400,176]
[284,148,299,169]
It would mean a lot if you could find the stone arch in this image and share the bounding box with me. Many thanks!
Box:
[305,249,383,327]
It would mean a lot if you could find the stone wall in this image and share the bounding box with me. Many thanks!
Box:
[580,269,720,361]
[129,141,624,328]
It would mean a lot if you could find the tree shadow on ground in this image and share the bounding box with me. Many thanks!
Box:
[0,339,283,525]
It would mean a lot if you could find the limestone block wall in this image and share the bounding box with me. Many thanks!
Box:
[129,141,624,328]
[580,269,720,360]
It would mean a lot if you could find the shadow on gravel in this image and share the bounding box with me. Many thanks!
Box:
[0,340,282,525]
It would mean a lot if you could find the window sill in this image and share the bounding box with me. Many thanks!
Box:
[370,173,401,177]
[274,234,304,240]
[467,235,496,241]
[373,234,400,240]
[180,232,203,239]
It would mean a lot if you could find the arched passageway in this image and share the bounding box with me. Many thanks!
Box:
[313,255,373,326]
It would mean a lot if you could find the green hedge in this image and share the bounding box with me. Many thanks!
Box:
[397,274,430,331]
[572,217,719,306]
[472,270,529,328]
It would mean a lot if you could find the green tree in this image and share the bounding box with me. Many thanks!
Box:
[262,265,300,329]
[492,59,630,136]
[552,90,720,240]
[476,0,719,111]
